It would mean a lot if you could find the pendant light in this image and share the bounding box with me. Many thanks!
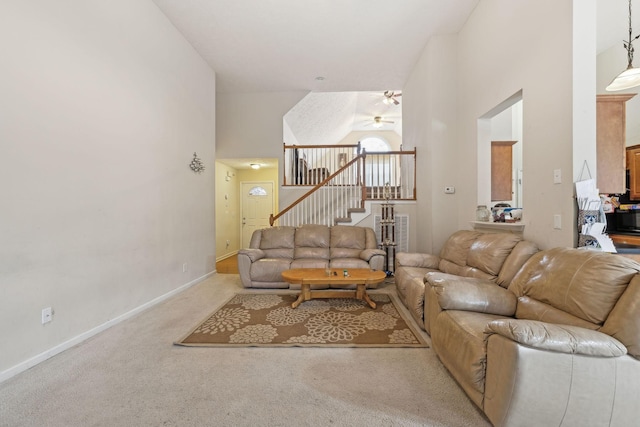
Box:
[607,0,640,91]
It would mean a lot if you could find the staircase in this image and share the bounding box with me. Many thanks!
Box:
[270,155,365,226]
[271,145,416,227]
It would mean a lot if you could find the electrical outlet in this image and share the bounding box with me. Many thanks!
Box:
[226,239,230,248]
[182,263,188,273]
[444,186,455,194]
[553,214,562,229]
[42,307,53,324]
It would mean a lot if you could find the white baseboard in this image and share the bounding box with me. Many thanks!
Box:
[0,271,215,384]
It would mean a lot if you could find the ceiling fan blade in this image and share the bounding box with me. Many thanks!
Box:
[382,91,402,106]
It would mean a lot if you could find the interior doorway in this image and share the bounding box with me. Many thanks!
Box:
[477,91,524,210]
[241,182,274,248]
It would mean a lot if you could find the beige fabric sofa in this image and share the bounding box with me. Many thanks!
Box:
[427,247,640,426]
[237,224,385,288]
[394,230,539,331]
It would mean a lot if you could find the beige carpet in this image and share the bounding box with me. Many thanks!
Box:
[0,274,491,426]
[176,293,428,347]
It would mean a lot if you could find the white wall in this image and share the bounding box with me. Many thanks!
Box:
[462,0,581,249]
[0,0,216,378]
[403,35,460,253]
[403,0,595,251]
[216,91,308,161]
[215,162,240,260]
[216,91,308,210]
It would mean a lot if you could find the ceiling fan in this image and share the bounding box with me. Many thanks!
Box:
[382,90,402,106]
[370,116,395,128]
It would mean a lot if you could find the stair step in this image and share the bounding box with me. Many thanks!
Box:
[335,217,352,223]
[347,208,366,214]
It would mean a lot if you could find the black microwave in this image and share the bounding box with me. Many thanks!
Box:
[615,210,640,233]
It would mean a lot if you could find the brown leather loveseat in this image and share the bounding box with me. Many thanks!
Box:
[237,224,385,288]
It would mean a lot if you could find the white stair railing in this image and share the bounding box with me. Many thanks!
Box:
[283,143,416,201]
[271,157,364,227]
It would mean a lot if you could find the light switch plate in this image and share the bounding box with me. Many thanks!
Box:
[553,169,562,184]
[553,214,562,229]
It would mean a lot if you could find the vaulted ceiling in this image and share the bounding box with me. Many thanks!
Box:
[151,0,481,93]
[151,0,636,168]
[151,0,629,94]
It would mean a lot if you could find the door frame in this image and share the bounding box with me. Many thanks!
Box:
[240,180,275,248]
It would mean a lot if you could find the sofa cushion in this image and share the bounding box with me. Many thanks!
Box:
[466,233,522,277]
[496,241,539,288]
[464,267,498,283]
[250,258,292,282]
[294,224,330,259]
[259,227,295,259]
[330,225,366,259]
[438,259,469,276]
[329,258,370,270]
[509,248,640,325]
[439,230,481,267]
[364,227,380,249]
[290,258,329,269]
[395,252,440,269]
[515,296,598,330]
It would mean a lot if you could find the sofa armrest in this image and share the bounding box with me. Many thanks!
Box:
[360,248,385,271]
[395,252,440,269]
[427,272,517,316]
[483,333,639,427]
[359,248,386,262]
[237,248,265,262]
[485,319,628,357]
[237,249,266,288]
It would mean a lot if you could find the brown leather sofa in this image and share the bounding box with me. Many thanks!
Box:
[237,224,385,288]
[394,230,539,330]
[426,247,640,426]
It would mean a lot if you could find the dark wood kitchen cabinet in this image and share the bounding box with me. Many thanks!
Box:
[597,93,635,194]
[627,144,640,200]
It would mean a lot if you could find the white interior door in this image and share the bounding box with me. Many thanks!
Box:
[241,182,274,248]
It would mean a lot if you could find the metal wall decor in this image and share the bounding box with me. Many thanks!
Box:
[189,152,205,173]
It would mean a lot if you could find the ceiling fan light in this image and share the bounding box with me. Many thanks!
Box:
[250,163,260,169]
[372,121,383,128]
[606,67,640,91]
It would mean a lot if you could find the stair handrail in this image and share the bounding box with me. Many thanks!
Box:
[283,142,361,186]
[270,154,364,226]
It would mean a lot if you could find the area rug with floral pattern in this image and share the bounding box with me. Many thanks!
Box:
[175,293,428,348]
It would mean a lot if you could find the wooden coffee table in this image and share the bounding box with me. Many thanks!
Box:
[281,268,386,309]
